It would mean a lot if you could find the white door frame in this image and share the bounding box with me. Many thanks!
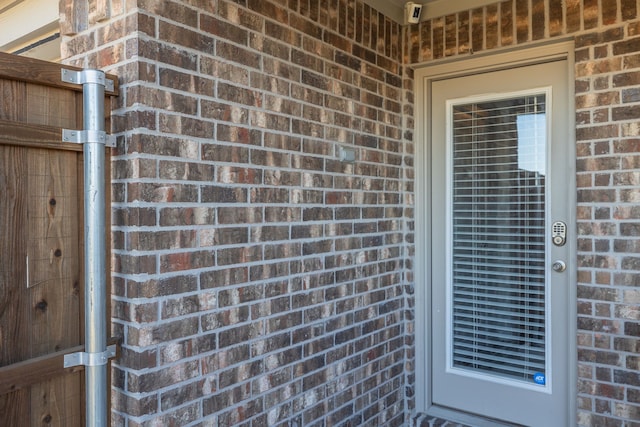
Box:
[413,41,577,425]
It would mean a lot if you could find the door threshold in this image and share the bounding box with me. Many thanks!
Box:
[415,407,526,427]
[415,414,473,427]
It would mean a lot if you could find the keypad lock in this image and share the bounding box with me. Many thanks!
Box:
[552,221,567,246]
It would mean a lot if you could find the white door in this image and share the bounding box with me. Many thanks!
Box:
[430,59,572,426]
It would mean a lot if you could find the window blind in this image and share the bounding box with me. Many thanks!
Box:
[450,94,547,383]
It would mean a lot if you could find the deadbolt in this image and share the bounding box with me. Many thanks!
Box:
[552,260,566,272]
[552,221,567,246]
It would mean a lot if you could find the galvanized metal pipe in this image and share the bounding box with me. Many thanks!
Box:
[82,70,108,427]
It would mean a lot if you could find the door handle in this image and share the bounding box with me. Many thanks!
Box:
[552,260,566,272]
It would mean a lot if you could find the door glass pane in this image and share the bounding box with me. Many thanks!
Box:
[450,93,547,384]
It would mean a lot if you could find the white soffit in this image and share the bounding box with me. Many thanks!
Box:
[0,0,59,53]
[363,0,405,23]
[364,0,501,24]
[420,0,501,19]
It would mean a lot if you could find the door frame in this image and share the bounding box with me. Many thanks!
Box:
[413,40,577,425]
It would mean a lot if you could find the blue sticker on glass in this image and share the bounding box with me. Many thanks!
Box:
[533,373,546,385]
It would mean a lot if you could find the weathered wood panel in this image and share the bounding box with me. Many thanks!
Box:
[0,120,82,151]
[0,80,26,122]
[0,52,115,426]
[0,344,85,395]
[27,84,80,128]
[0,337,118,396]
[0,52,118,95]
[0,146,30,368]
[0,145,84,427]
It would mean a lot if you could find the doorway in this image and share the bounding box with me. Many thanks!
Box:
[414,44,576,427]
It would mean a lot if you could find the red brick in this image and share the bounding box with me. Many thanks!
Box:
[62,0,640,426]
[201,14,248,45]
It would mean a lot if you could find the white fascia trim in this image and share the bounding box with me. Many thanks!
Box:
[0,0,58,49]
[362,0,504,24]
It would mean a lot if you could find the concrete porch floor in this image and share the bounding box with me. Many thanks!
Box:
[415,415,472,427]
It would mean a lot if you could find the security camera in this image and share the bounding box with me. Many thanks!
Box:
[405,2,423,24]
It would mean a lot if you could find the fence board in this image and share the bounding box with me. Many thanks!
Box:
[0,52,118,95]
[0,120,82,151]
[0,52,115,426]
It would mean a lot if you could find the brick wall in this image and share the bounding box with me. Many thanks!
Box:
[60,0,640,425]
[62,0,412,426]
[405,1,640,426]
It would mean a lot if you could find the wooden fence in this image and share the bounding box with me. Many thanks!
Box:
[0,52,117,426]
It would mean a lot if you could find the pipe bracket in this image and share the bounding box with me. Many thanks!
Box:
[64,345,117,368]
[61,68,115,93]
[62,129,116,147]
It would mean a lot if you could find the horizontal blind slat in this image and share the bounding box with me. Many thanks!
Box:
[454,334,546,349]
[453,352,545,374]
[453,319,545,341]
[458,341,544,363]
[450,93,547,383]
[454,293,547,308]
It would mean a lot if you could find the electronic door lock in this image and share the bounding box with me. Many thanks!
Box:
[552,221,567,246]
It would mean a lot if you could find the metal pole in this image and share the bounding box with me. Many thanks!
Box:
[83,70,107,427]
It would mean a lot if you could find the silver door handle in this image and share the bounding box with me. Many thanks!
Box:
[552,260,566,272]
